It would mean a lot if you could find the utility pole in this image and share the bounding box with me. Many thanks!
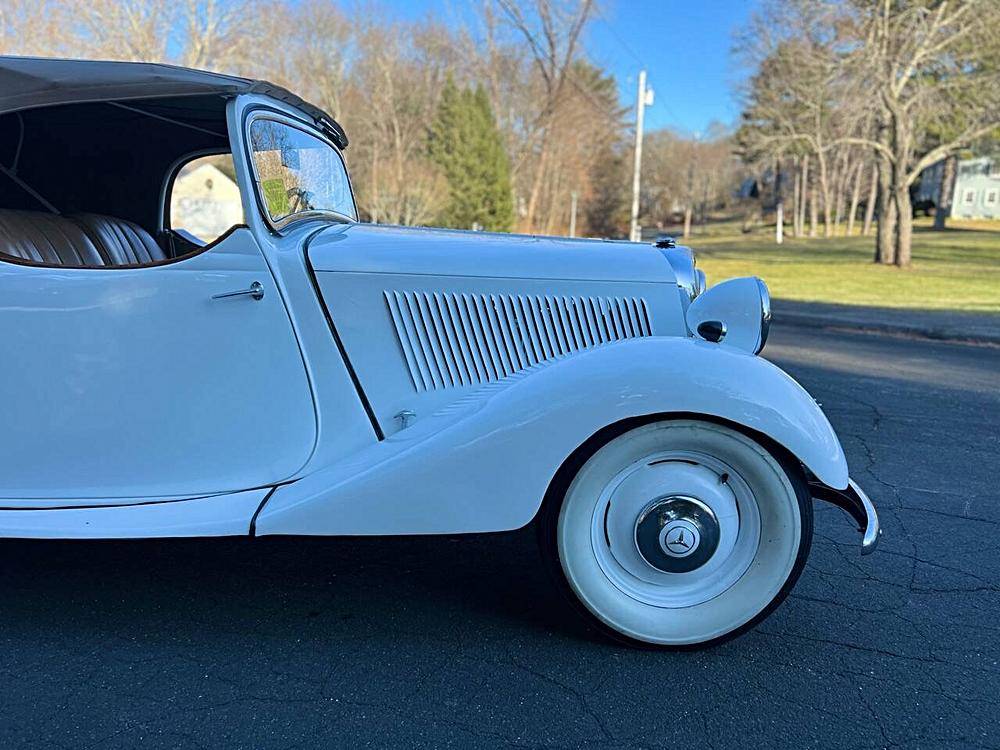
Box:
[629,69,654,243]
[569,191,578,237]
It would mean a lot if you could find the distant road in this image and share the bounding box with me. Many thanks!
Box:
[1,323,997,749]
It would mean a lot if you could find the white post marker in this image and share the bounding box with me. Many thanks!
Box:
[775,158,784,245]
[569,191,578,237]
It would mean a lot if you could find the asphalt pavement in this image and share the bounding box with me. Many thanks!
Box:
[1,323,998,749]
[772,299,1000,344]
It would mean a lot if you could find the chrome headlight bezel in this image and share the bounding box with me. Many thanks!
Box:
[659,245,703,302]
[755,277,771,354]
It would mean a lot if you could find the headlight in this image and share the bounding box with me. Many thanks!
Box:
[685,276,771,355]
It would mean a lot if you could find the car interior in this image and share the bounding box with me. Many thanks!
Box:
[0,94,239,268]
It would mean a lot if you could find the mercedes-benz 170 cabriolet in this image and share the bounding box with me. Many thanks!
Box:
[0,57,878,648]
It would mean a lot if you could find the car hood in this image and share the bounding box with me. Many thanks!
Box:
[306,223,676,284]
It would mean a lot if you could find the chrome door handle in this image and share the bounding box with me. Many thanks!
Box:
[212,281,264,301]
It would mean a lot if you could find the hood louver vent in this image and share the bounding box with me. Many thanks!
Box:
[384,290,652,392]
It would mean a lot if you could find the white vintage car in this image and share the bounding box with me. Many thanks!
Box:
[0,57,878,648]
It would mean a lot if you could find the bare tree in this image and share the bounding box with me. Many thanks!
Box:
[62,0,177,61]
[736,0,866,239]
[492,0,595,231]
[0,0,636,236]
[643,126,739,237]
[932,154,958,230]
[736,0,1000,264]
[7,0,260,70]
[248,2,353,138]
[845,158,863,236]
[345,20,456,225]
[861,165,877,236]
[0,0,64,55]
[177,0,256,70]
[846,0,1000,265]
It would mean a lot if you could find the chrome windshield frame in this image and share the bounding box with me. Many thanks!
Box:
[243,107,358,236]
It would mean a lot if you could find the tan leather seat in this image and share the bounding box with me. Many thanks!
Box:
[72,212,166,265]
[0,209,166,267]
[0,209,105,265]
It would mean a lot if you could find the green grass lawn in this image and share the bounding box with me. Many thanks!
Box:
[686,219,1000,314]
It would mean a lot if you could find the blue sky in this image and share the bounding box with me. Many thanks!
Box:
[389,0,758,135]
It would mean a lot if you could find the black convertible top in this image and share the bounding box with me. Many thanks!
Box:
[0,55,348,148]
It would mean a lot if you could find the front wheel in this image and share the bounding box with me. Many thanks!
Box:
[540,419,813,649]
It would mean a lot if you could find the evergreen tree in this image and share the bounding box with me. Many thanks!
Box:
[428,78,514,231]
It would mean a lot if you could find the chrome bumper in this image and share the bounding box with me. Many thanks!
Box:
[808,478,881,555]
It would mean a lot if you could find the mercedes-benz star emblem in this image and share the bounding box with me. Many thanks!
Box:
[659,520,701,558]
[666,527,692,552]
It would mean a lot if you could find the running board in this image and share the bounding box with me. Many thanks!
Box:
[0,488,269,539]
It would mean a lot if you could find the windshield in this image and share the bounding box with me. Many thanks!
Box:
[249,118,356,225]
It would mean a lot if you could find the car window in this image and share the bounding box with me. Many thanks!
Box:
[249,118,356,225]
[168,154,244,245]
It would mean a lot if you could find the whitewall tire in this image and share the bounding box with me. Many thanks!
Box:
[540,419,812,649]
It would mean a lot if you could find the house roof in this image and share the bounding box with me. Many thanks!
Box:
[0,56,348,148]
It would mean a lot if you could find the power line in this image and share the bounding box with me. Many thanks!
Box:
[593,6,645,68]
[647,92,688,133]
[591,8,690,132]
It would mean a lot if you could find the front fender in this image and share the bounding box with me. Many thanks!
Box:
[255,337,848,536]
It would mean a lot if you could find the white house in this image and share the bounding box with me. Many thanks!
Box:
[170,162,243,242]
[919,155,1000,220]
[951,157,999,220]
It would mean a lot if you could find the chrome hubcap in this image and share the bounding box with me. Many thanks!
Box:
[634,496,720,573]
[590,450,761,609]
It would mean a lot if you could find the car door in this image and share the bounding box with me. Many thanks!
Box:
[0,226,317,502]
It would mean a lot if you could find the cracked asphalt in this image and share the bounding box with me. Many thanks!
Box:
[1,323,998,749]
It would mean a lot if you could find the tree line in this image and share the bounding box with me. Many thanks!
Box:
[736,0,1000,266]
[2,0,996,262]
[0,0,635,236]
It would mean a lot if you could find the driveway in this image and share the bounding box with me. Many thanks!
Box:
[1,324,997,749]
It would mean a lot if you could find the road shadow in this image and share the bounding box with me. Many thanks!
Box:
[0,526,593,645]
